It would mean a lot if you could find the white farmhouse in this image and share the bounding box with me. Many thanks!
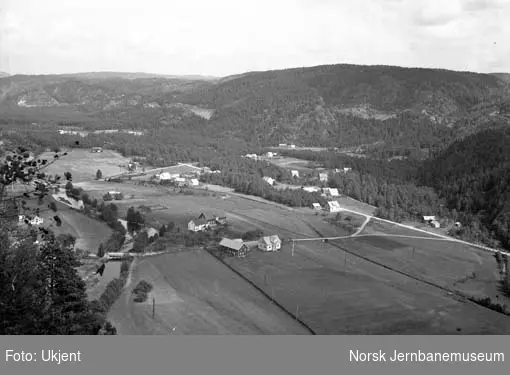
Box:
[326,201,341,212]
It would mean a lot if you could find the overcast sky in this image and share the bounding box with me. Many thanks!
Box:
[0,0,509,77]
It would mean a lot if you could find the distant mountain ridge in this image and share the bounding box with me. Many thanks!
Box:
[180,64,510,147]
[60,71,219,81]
[0,64,509,151]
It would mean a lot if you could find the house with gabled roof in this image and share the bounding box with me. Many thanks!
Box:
[312,203,322,210]
[258,235,281,252]
[258,236,273,251]
[219,238,249,258]
[291,170,299,178]
[188,218,209,232]
[326,201,341,212]
[269,235,281,250]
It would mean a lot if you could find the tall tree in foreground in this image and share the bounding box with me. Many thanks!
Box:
[0,226,41,334]
[36,232,100,334]
[0,144,116,334]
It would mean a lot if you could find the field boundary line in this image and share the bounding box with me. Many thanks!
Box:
[202,249,316,335]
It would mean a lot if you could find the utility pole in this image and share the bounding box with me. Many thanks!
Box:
[152,297,155,319]
[292,240,295,256]
[295,304,299,320]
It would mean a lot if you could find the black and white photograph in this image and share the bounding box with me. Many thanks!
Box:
[1,0,510,336]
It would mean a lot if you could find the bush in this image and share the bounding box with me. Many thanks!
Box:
[132,280,153,303]
[134,280,153,294]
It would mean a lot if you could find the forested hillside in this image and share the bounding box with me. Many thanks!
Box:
[277,126,510,251]
[420,127,510,249]
[181,64,510,154]
[1,63,510,250]
[1,64,509,159]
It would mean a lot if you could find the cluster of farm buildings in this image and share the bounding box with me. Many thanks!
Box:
[423,215,462,229]
[156,171,200,187]
[150,164,221,187]
[218,235,282,258]
[187,212,282,258]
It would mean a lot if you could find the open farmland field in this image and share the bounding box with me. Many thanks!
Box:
[224,239,510,334]
[267,156,320,172]
[38,148,132,182]
[70,179,510,334]
[338,220,505,301]
[107,249,310,335]
[334,196,377,216]
[72,180,326,234]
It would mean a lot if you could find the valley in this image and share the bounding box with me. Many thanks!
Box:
[2,62,510,336]
[40,157,510,334]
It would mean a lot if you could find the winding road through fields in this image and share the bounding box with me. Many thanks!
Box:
[291,206,509,256]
